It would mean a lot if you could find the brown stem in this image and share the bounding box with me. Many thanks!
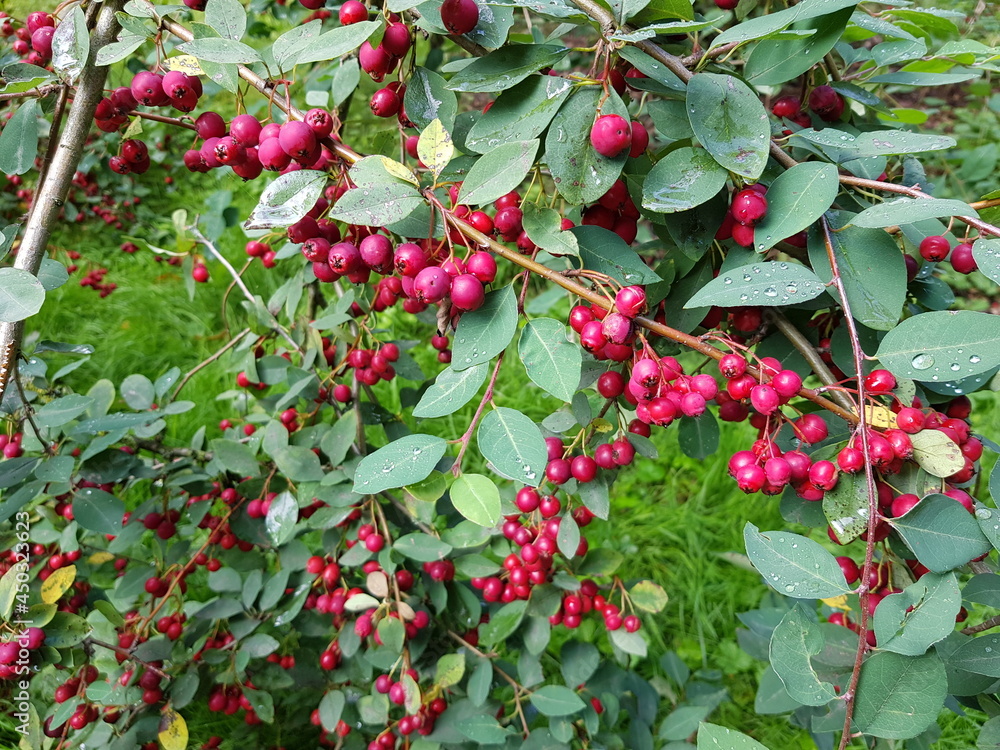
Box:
[13,360,54,455]
[446,630,530,735]
[961,614,1000,636]
[451,351,505,474]
[84,638,171,680]
[127,109,198,131]
[0,0,124,406]
[171,328,252,400]
[0,84,60,102]
[823,217,880,750]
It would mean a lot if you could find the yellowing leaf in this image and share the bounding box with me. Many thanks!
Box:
[821,594,850,611]
[590,418,613,433]
[375,155,418,186]
[162,55,204,75]
[41,565,76,604]
[158,707,188,750]
[88,551,114,565]
[861,405,897,429]
[417,118,454,179]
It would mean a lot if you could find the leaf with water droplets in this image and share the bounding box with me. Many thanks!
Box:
[686,73,770,180]
[417,119,454,180]
[744,523,852,599]
[328,182,424,228]
[950,634,1000,677]
[852,651,947,739]
[697,722,769,749]
[768,604,839,706]
[745,8,852,86]
[446,45,568,93]
[973,238,1000,286]
[572,226,662,285]
[451,284,518,372]
[751,161,840,253]
[851,197,977,229]
[477,407,547,487]
[888,495,991,572]
[459,139,538,206]
[822,471,870,544]
[521,203,579,258]
[873,573,960,656]
[352,435,448,494]
[684,261,826,309]
[244,170,328,230]
[642,146,728,213]
[793,128,957,158]
[465,75,573,153]
[909,429,965,478]
[546,86,629,205]
[876,310,1000,382]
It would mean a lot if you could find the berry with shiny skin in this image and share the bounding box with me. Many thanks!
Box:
[440,0,480,34]
[590,115,631,158]
[919,235,951,263]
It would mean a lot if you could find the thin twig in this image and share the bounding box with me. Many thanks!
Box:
[170,328,252,400]
[962,614,1000,636]
[823,217,880,750]
[451,351,505,474]
[85,638,171,680]
[13,360,53,455]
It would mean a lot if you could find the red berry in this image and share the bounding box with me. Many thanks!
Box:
[440,0,479,35]
[590,115,631,158]
[919,235,950,263]
[730,189,768,225]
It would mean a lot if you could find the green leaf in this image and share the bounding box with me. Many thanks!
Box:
[873,573,960,655]
[435,653,465,688]
[546,87,629,204]
[261,491,296,546]
[320,410,357,466]
[888,495,991,572]
[393,532,453,562]
[404,67,458,131]
[0,268,44,323]
[297,20,382,65]
[271,20,324,71]
[177,37,261,64]
[477,407,547,487]
[451,473,501,527]
[745,8,853,86]
[244,170,328,230]
[459,139,538,206]
[352,435,448,494]
[446,45,568,92]
[630,580,669,613]
[852,651,947,739]
[744,523,852,599]
[205,0,246,39]
[34,394,93,428]
[51,6,89,83]
[518,318,581,402]
[792,129,957,158]
[452,284,518,371]
[950,633,1000,677]
[120,374,154,410]
[0,99,39,176]
[822,470,869,544]
[556,513,580,558]
[417,119,453,179]
[328,183,424,228]
[272,445,324,482]
[686,73,770,180]
[43,611,91,647]
[572,226,662,285]
[642,146,729,213]
[909,429,964,478]
[697,722,769,749]
[465,75,573,153]
[876,311,1000,382]
[456,714,508,744]
[244,688,274,723]
[851,197,977,228]
[769,605,838,706]
[751,162,840,252]
[530,685,586,716]
[481,599,527,645]
[319,691,346,732]
[521,203,579,258]
[963,573,1000,608]
[972,238,1000,285]
[685,261,826,308]
[239,633,280,658]
[73,488,124,534]
[807,211,906,331]
[413,363,489,418]
[211,439,260,477]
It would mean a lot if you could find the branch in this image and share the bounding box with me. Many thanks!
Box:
[822,217,881,750]
[171,328,253,400]
[962,614,1000,636]
[451,351,505,474]
[0,0,124,406]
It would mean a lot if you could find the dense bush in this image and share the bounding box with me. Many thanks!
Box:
[1,1,999,749]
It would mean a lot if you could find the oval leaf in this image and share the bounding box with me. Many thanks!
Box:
[686,73,770,180]
[0,267,45,323]
[530,685,586,716]
[852,196,977,228]
[452,284,518,371]
[451,473,502,527]
[413,363,489,418]
[751,162,840,252]
[852,651,947,739]
[744,523,852,599]
[685,261,826,308]
[642,146,728,213]
[477,407,547,487]
[518,318,581,402]
[244,170,328,230]
[460,139,538,206]
[876,310,1000,382]
[353,435,448,494]
[888,494,991,572]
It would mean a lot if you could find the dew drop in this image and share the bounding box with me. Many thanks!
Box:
[950,363,961,372]
[911,353,935,370]
[764,286,778,297]
[976,508,993,521]
[970,355,982,364]
[784,584,795,593]
[723,277,733,285]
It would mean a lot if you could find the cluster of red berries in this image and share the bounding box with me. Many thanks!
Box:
[581,178,643,244]
[0,10,55,66]
[717,184,769,248]
[920,234,979,275]
[0,627,45,679]
[206,681,266,724]
[0,432,24,458]
[771,85,846,126]
[589,113,649,160]
[552,581,642,633]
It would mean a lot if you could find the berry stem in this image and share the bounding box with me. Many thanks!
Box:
[822,217,881,750]
[451,351,506,475]
[170,327,252,401]
[84,637,171,680]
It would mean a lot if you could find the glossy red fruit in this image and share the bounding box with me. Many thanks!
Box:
[730,189,768,225]
[950,242,977,274]
[195,111,227,140]
[628,121,649,157]
[339,0,368,24]
[450,274,485,311]
[919,235,951,262]
[590,114,631,158]
[440,0,480,34]
[278,121,317,159]
[772,96,803,119]
[370,88,401,118]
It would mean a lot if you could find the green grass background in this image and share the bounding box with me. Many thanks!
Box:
[3,0,1000,747]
